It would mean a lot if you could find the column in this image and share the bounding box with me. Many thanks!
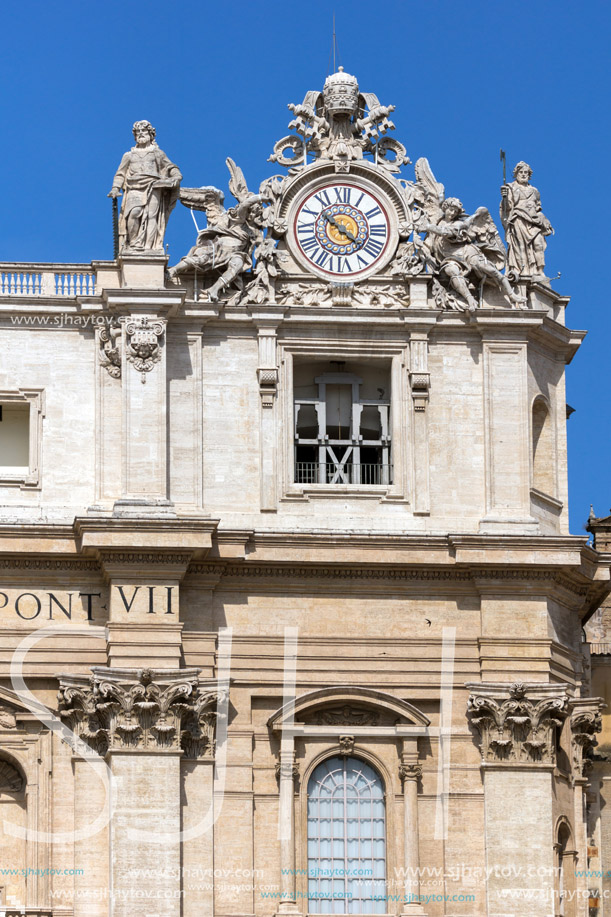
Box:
[399,745,426,916]
[275,739,301,916]
[467,682,570,916]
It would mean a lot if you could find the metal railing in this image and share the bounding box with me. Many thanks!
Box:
[295,462,393,485]
[0,263,95,297]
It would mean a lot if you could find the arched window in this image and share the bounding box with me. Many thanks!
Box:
[532,398,554,495]
[307,756,386,914]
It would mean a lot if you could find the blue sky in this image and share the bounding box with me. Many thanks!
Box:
[0,0,608,532]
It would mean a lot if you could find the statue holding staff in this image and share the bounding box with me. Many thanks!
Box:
[500,161,553,282]
[108,120,182,253]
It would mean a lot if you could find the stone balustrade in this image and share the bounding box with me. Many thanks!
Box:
[0,263,95,297]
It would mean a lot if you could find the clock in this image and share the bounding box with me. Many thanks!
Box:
[288,180,395,280]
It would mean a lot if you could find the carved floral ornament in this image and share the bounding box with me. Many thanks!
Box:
[58,668,225,758]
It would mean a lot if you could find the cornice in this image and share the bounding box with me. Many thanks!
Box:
[0,528,604,607]
[185,561,594,599]
[73,515,220,556]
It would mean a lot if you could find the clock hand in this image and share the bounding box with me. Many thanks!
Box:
[322,210,358,243]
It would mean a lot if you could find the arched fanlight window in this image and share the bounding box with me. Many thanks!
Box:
[307,756,386,914]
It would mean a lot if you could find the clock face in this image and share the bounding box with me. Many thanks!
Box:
[291,182,393,279]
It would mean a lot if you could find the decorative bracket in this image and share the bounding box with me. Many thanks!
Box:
[331,283,354,307]
[338,735,355,756]
[257,368,278,408]
[410,372,430,412]
[254,319,282,408]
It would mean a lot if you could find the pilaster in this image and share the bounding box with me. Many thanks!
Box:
[58,667,224,917]
[98,283,185,513]
[467,682,570,915]
[479,331,537,534]
[250,308,286,513]
[408,328,432,515]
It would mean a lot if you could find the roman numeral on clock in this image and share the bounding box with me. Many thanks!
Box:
[334,187,352,204]
[363,238,384,257]
[369,224,387,236]
[301,235,319,253]
[314,189,332,207]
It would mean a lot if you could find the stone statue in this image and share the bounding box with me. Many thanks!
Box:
[108,120,182,253]
[414,158,526,311]
[500,161,553,281]
[167,159,265,302]
[269,67,409,173]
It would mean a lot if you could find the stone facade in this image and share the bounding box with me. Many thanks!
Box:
[0,71,608,917]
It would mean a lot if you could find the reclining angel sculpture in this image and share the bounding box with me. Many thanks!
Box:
[413,159,526,311]
[167,159,266,302]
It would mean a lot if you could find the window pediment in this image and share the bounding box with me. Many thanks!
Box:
[268,685,430,730]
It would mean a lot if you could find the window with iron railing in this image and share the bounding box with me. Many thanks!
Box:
[294,368,391,486]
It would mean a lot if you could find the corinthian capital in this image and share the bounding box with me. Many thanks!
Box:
[466,682,569,766]
[58,667,225,755]
[569,697,605,780]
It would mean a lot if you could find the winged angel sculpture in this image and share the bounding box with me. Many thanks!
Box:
[168,159,284,303]
[410,159,526,311]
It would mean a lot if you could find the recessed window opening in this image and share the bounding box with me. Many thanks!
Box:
[0,403,30,473]
[294,360,392,485]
